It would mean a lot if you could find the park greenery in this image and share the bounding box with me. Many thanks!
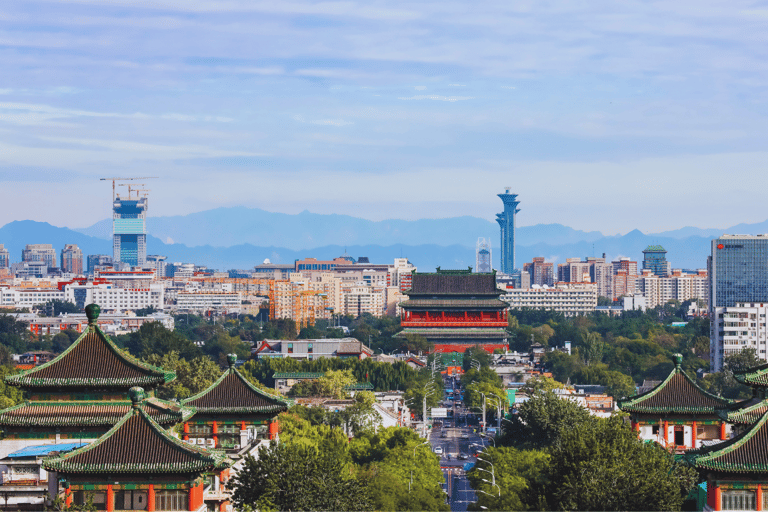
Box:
[231,413,449,511]
[477,391,698,511]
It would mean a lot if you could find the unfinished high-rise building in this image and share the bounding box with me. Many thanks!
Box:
[113,194,148,267]
[476,238,492,273]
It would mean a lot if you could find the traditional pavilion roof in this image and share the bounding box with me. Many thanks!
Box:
[397,327,507,339]
[720,395,768,425]
[734,363,768,388]
[399,298,509,309]
[0,397,194,428]
[6,304,174,390]
[44,387,229,474]
[181,354,288,415]
[689,410,768,473]
[405,271,501,297]
[618,354,731,414]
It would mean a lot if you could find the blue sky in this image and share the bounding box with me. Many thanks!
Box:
[0,0,767,235]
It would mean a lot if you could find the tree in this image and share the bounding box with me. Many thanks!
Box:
[467,446,549,511]
[401,333,433,354]
[580,331,605,366]
[543,415,696,511]
[144,352,220,400]
[230,441,371,512]
[464,381,507,415]
[36,300,81,317]
[52,329,80,353]
[519,376,564,396]
[500,390,590,450]
[124,322,201,360]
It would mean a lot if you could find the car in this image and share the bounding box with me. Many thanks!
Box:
[440,431,447,438]
[434,446,443,454]
[461,433,470,440]
[458,452,469,460]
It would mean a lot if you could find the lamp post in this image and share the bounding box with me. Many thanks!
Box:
[479,392,487,434]
[409,441,430,492]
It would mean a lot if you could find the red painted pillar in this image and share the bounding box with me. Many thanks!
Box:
[241,421,246,430]
[269,420,279,440]
[720,422,727,440]
[663,421,669,444]
[212,421,218,434]
[106,484,114,512]
[691,421,697,448]
[184,422,190,433]
[65,487,72,507]
[714,484,722,511]
[220,501,229,511]
[189,481,204,511]
[148,485,155,512]
[757,484,763,511]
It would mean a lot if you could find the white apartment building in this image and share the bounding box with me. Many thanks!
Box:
[65,283,165,312]
[711,302,768,371]
[175,291,242,312]
[342,286,386,317]
[501,283,598,316]
[635,269,708,309]
[0,288,66,309]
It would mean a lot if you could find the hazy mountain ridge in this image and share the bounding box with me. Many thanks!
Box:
[74,207,605,249]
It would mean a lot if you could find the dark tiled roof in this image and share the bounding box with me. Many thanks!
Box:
[6,326,174,389]
[734,364,768,387]
[337,341,372,354]
[0,398,193,427]
[397,327,507,339]
[272,372,324,379]
[690,411,768,473]
[399,298,509,309]
[720,397,768,425]
[618,358,730,414]
[44,401,228,474]
[182,368,288,415]
[408,273,501,296]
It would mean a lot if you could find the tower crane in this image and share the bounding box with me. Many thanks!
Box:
[100,177,158,201]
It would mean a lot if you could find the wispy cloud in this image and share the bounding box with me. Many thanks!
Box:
[397,95,474,102]
[292,114,353,127]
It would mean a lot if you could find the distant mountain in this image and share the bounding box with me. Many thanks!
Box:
[75,207,605,250]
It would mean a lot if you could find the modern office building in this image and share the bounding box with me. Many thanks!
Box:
[496,189,520,274]
[60,244,83,275]
[21,244,56,270]
[0,244,8,269]
[642,245,671,277]
[87,254,112,274]
[145,254,167,278]
[709,235,768,370]
[476,238,492,273]
[112,195,148,267]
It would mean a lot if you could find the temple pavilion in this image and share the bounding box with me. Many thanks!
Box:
[44,386,230,512]
[180,354,289,452]
[0,304,188,459]
[398,269,509,353]
[618,354,732,451]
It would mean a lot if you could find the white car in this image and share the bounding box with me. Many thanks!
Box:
[433,446,444,454]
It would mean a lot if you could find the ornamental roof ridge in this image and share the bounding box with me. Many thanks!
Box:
[0,397,195,428]
[720,396,768,425]
[733,363,768,387]
[43,388,229,474]
[6,307,175,390]
[688,409,768,473]
[618,354,731,414]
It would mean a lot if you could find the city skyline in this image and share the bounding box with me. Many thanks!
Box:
[0,1,766,235]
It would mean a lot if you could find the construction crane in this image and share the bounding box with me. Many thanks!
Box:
[100,177,158,201]
[118,183,151,200]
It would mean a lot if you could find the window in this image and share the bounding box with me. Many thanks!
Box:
[155,490,187,511]
[73,491,107,511]
[308,343,313,354]
[722,490,756,511]
[287,343,293,354]
[115,490,148,510]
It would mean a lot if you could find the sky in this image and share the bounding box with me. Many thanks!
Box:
[1,0,767,235]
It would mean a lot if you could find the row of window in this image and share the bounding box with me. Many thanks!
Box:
[72,489,187,511]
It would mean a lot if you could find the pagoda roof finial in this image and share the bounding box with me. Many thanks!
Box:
[85,303,100,324]
[129,386,145,408]
[227,353,237,368]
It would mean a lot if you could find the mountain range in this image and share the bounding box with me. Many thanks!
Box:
[2,207,767,271]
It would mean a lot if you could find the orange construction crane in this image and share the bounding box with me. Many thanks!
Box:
[100,176,158,201]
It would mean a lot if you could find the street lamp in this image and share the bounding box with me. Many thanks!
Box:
[479,478,501,496]
[409,441,431,492]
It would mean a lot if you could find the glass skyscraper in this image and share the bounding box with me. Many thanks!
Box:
[710,235,768,309]
[642,245,670,277]
[496,189,520,274]
[113,197,148,267]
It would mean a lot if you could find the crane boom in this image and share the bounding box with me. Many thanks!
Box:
[100,177,158,201]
